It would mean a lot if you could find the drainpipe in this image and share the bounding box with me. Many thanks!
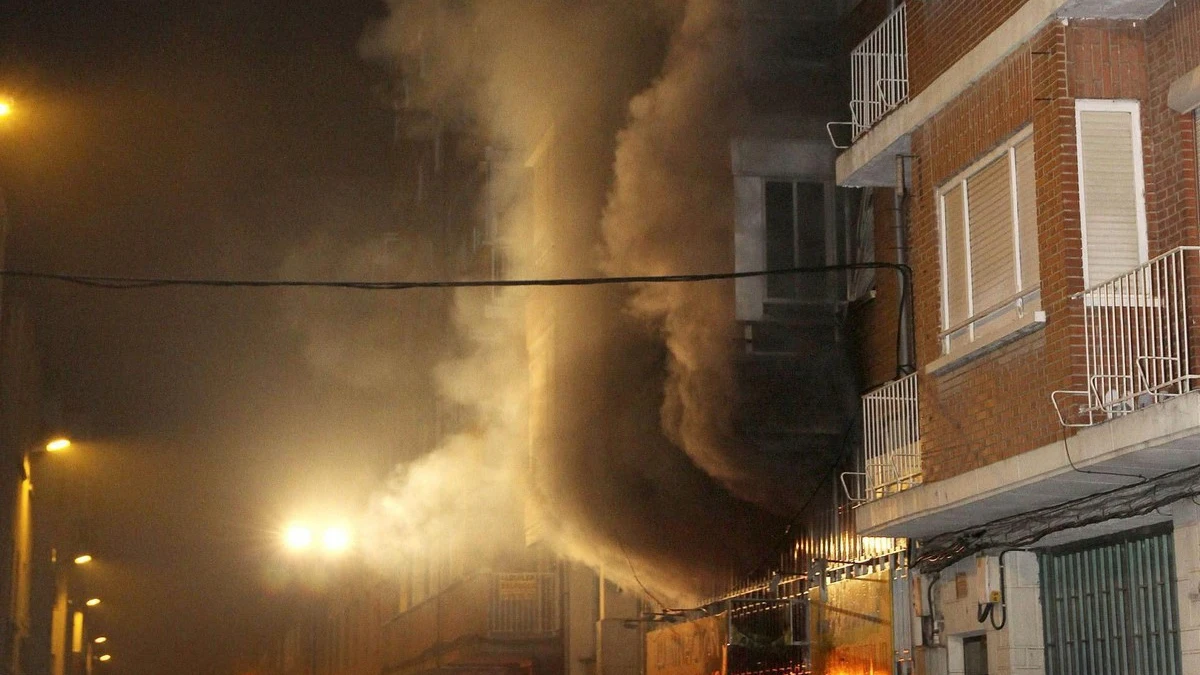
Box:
[895,155,914,373]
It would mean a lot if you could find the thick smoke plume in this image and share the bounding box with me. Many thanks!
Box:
[351,0,812,603]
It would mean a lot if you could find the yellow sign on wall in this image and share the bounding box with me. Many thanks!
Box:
[646,613,727,675]
[808,570,894,675]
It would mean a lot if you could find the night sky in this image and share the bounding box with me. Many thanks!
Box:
[0,1,407,672]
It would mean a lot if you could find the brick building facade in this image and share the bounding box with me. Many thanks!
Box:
[840,0,1200,673]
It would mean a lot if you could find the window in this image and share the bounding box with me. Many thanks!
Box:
[764,180,828,301]
[1076,99,1148,287]
[938,129,1040,358]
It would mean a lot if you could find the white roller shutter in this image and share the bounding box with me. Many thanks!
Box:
[967,155,1017,313]
[1077,103,1147,286]
[1015,137,1039,290]
[942,185,969,327]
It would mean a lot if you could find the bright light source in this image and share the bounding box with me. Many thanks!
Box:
[97,655,111,663]
[85,598,101,607]
[0,101,11,117]
[93,636,107,644]
[74,554,93,565]
[283,524,313,551]
[322,526,351,553]
[45,438,72,452]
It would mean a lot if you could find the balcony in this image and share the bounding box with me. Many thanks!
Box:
[834,4,908,147]
[382,572,560,674]
[843,373,922,504]
[1053,247,1198,427]
[855,248,1200,540]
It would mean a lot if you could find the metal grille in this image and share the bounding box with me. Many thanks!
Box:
[849,3,908,140]
[488,572,560,636]
[1052,247,1198,427]
[1040,528,1182,675]
[861,372,921,499]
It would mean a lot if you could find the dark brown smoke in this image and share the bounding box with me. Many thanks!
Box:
[358,0,808,604]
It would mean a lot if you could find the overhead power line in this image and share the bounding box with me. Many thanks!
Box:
[0,263,908,291]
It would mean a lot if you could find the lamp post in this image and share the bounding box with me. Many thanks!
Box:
[282,522,353,675]
[10,437,74,675]
[49,552,93,675]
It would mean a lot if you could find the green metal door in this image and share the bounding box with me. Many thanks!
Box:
[1040,525,1182,675]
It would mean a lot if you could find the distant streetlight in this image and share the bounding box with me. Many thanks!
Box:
[73,554,93,565]
[84,598,100,608]
[45,438,72,453]
[284,524,314,551]
[93,637,107,644]
[97,655,111,663]
[322,526,351,554]
[0,100,11,117]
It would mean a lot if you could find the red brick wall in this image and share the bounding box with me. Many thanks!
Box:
[906,37,1070,482]
[907,0,1028,97]
[1144,0,1200,253]
[853,8,1200,484]
[848,190,905,390]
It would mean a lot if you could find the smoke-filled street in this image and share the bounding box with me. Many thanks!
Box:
[12,1,1192,675]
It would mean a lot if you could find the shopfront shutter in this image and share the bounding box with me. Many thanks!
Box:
[1015,137,1039,290]
[1041,526,1182,675]
[1078,106,1144,286]
[942,185,969,328]
[967,154,1017,312]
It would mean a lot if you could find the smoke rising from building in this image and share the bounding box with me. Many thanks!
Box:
[348,0,822,603]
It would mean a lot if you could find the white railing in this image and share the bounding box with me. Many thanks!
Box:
[488,572,560,636]
[1053,247,1200,427]
[838,4,909,145]
[854,373,922,501]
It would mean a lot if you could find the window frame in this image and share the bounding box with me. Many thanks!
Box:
[1074,98,1149,288]
[935,126,1041,364]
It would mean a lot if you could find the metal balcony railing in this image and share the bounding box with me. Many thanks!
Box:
[1053,247,1200,427]
[844,373,922,503]
[828,4,909,147]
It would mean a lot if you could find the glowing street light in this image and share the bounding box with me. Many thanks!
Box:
[97,655,111,663]
[0,100,11,118]
[73,554,93,565]
[322,526,351,554]
[284,524,313,551]
[45,438,72,453]
[84,598,100,608]
[93,637,107,645]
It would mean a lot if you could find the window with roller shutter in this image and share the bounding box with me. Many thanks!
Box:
[1075,99,1148,288]
[937,128,1040,360]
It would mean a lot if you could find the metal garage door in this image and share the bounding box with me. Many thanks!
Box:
[1039,525,1181,675]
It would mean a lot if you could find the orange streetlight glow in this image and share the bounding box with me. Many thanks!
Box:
[322,526,351,553]
[74,554,93,565]
[85,598,101,607]
[97,655,111,663]
[45,438,72,452]
[284,524,313,551]
[93,636,107,644]
[0,101,11,117]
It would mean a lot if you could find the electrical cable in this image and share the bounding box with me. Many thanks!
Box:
[613,535,669,613]
[0,262,910,291]
[1061,426,1146,481]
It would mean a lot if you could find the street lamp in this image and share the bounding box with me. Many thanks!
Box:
[45,438,72,453]
[92,637,106,645]
[0,100,11,118]
[282,520,355,675]
[84,598,100,608]
[73,554,93,565]
[96,655,110,663]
